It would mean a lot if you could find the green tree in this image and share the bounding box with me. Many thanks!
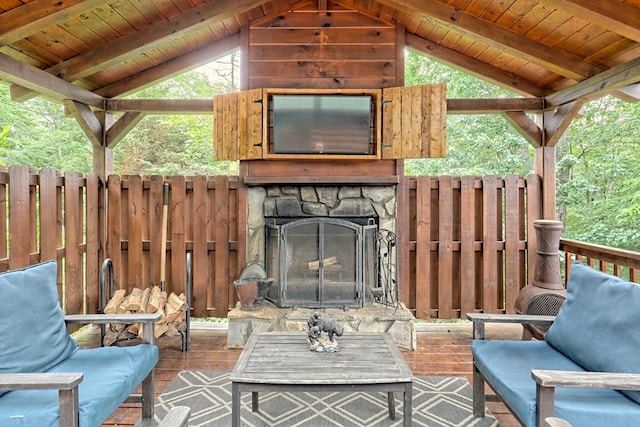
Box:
[114,66,236,175]
[556,96,640,250]
[404,52,533,176]
[0,86,92,172]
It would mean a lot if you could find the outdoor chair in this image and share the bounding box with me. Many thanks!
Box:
[0,260,160,427]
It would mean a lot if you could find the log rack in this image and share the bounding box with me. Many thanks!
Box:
[99,254,192,352]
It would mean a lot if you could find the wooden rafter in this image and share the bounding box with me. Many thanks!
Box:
[546,55,640,107]
[0,52,104,108]
[382,0,606,80]
[96,34,241,98]
[0,0,105,46]
[12,0,262,100]
[406,34,547,97]
[541,0,640,43]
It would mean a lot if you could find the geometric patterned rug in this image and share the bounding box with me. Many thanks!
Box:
[153,370,499,426]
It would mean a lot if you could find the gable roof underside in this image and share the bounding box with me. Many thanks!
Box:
[0,0,639,110]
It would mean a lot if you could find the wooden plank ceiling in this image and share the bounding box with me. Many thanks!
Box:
[0,0,639,108]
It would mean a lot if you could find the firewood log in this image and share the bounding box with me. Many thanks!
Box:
[146,286,162,313]
[167,292,187,311]
[104,289,126,314]
[139,287,151,313]
[126,287,144,311]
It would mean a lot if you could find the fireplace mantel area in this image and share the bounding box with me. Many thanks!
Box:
[227,159,417,350]
[215,85,446,351]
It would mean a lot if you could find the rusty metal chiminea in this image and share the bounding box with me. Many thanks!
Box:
[514,219,567,340]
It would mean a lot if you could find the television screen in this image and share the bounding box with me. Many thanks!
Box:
[271,94,374,154]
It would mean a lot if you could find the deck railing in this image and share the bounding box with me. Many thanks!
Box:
[560,238,640,283]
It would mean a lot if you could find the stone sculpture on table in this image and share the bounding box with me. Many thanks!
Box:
[307,312,343,352]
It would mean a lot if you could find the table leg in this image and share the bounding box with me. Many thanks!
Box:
[403,382,413,427]
[387,392,396,420]
[231,382,240,427]
[252,392,259,412]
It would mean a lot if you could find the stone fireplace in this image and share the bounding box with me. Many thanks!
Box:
[265,216,378,308]
[227,182,416,350]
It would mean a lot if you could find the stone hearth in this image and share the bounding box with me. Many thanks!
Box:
[227,300,416,350]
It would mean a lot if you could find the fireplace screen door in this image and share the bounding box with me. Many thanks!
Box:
[265,217,377,308]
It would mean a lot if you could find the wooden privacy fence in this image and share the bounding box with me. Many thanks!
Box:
[106,175,240,319]
[407,175,542,319]
[0,166,101,314]
[19,165,639,320]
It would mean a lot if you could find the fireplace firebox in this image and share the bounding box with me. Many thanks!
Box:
[265,217,380,308]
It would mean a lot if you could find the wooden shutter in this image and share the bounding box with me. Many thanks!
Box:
[381,83,447,159]
[213,89,263,160]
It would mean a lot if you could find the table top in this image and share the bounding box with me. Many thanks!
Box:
[230,332,413,385]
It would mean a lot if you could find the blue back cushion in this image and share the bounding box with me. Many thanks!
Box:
[545,261,640,404]
[0,261,78,376]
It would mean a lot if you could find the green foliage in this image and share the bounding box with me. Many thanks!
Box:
[556,97,640,250]
[404,52,533,176]
[0,86,92,172]
[114,67,236,175]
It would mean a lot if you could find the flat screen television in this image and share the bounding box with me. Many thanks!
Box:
[269,94,375,155]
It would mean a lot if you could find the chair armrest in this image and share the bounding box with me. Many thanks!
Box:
[532,370,640,425]
[65,313,162,345]
[158,406,191,427]
[532,370,640,391]
[0,372,83,391]
[64,313,162,325]
[0,373,83,427]
[467,313,556,339]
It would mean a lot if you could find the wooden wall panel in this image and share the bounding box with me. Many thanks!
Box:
[382,84,447,159]
[213,89,263,160]
[248,3,398,90]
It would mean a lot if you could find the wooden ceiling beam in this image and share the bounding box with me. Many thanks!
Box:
[614,83,640,102]
[544,100,585,147]
[106,112,145,148]
[31,0,263,83]
[0,52,104,108]
[502,112,543,147]
[406,33,547,97]
[104,96,543,115]
[546,55,640,107]
[0,0,105,46]
[105,99,213,114]
[96,34,241,98]
[540,0,640,43]
[447,98,544,114]
[384,0,606,80]
[64,100,102,146]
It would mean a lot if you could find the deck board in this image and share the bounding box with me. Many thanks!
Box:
[84,322,522,427]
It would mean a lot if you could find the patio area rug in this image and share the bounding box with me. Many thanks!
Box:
[152,370,499,426]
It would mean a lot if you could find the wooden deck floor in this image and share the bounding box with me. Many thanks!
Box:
[93,322,522,426]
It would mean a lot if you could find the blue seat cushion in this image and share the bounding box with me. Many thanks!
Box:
[473,340,640,427]
[0,262,79,376]
[0,344,159,427]
[545,262,640,404]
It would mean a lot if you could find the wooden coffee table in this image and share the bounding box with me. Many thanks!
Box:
[230,331,413,426]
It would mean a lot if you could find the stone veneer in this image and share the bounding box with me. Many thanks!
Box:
[230,184,415,350]
[246,185,397,265]
[228,300,416,351]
